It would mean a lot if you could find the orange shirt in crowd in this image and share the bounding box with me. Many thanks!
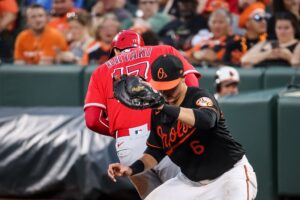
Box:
[14,26,68,64]
[0,0,18,31]
[48,8,81,34]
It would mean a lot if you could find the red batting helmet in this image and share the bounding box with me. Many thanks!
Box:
[109,30,145,58]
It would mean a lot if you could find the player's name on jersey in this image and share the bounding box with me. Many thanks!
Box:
[106,47,153,68]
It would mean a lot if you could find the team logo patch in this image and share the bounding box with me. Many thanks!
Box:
[157,68,168,80]
[196,97,213,107]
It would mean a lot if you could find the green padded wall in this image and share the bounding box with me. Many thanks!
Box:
[237,68,264,92]
[219,88,282,200]
[277,89,300,196]
[0,65,83,106]
[264,67,300,89]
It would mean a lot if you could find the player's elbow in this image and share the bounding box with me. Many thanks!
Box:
[194,109,217,130]
[84,107,110,135]
[85,113,98,131]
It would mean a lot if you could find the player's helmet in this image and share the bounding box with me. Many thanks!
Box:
[215,66,240,85]
[109,30,145,58]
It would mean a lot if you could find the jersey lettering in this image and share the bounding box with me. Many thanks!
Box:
[190,140,205,155]
[157,121,197,156]
[112,61,149,79]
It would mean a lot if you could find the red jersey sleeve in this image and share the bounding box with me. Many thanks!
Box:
[84,67,107,110]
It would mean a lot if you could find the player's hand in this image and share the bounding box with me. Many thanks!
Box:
[107,163,133,182]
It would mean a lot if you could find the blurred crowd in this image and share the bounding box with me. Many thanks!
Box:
[0,0,299,67]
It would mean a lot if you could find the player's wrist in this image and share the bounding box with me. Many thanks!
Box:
[129,160,145,176]
[161,104,180,119]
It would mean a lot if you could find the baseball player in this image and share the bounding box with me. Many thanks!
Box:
[108,54,257,200]
[84,30,200,199]
[214,66,240,100]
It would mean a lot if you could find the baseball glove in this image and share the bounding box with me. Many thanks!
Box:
[113,75,165,110]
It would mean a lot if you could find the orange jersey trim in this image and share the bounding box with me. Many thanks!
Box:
[244,165,250,200]
[146,141,163,149]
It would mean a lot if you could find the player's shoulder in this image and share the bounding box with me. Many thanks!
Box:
[146,44,173,51]
[189,87,211,96]
[188,87,216,103]
[92,62,109,76]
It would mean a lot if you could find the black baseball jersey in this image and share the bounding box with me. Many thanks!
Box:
[145,87,245,182]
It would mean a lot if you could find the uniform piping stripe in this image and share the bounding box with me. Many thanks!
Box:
[84,103,106,109]
[244,165,250,200]
[146,141,163,149]
[183,69,199,76]
[99,109,109,128]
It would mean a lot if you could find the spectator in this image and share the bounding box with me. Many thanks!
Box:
[214,66,240,100]
[184,8,239,67]
[141,30,161,45]
[201,0,229,14]
[267,0,300,40]
[101,0,133,25]
[0,0,19,63]
[241,12,300,67]
[238,0,258,11]
[90,0,105,31]
[56,11,93,64]
[81,13,121,66]
[159,0,208,51]
[48,0,80,37]
[123,0,172,34]
[191,0,229,45]
[223,2,267,66]
[14,4,68,65]
[24,0,84,11]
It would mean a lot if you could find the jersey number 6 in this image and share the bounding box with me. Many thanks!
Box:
[190,140,205,155]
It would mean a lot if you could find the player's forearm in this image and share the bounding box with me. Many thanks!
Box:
[178,107,195,126]
[161,105,217,129]
[84,106,112,137]
[141,153,158,170]
[160,105,195,126]
[193,108,217,130]
[129,154,157,176]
